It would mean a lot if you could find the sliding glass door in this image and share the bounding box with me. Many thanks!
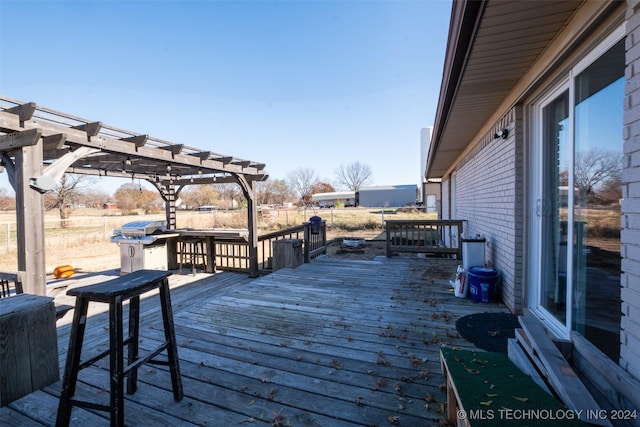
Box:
[532,33,623,361]
[539,89,570,326]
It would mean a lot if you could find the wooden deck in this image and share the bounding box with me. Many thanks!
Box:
[2,255,509,426]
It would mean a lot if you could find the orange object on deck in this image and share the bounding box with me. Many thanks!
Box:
[53,265,74,279]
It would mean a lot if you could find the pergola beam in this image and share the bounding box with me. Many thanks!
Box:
[164,144,184,156]
[42,133,68,151]
[71,121,102,137]
[121,134,148,147]
[5,102,36,122]
[0,128,42,151]
[0,112,263,176]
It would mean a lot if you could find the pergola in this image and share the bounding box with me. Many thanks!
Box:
[0,95,268,295]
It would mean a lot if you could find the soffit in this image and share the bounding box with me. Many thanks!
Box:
[427,0,583,178]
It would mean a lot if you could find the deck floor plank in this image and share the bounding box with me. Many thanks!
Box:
[3,255,508,426]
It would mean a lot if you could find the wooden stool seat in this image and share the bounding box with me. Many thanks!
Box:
[56,270,183,427]
[178,237,206,275]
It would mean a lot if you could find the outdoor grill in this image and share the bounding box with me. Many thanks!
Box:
[110,220,173,274]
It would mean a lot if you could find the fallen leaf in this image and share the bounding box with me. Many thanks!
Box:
[465,368,480,374]
[480,400,493,406]
[512,396,529,402]
[387,415,400,425]
[485,393,499,397]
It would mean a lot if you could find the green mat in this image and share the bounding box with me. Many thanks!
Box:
[440,347,585,426]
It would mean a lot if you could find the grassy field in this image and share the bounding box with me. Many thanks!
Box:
[0,206,437,273]
[0,205,620,275]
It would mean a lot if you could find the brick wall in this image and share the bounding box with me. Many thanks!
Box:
[450,108,524,314]
[621,0,640,379]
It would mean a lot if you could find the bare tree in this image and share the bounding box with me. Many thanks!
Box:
[287,168,318,204]
[79,188,111,208]
[575,148,623,198]
[44,174,90,228]
[335,161,372,192]
[217,183,243,209]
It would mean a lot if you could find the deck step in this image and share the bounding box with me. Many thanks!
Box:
[517,315,611,426]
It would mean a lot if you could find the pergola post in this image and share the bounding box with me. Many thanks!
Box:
[235,175,259,278]
[164,184,177,230]
[12,135,47,295]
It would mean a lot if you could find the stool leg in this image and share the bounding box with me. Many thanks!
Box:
[56,297,90,427]
[109,296,125,427]
[190,242,196,276]
[127,295,140,394]
[198,241,206,273]
[159,278,183,401]
[178,241,184,275]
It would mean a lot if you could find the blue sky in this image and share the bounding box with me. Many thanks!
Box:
[0,0,451,195]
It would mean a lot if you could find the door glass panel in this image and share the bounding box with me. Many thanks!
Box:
[541,91,570,323]
[572,40,624,361]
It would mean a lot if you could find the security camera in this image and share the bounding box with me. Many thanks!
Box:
[494,129,509,139]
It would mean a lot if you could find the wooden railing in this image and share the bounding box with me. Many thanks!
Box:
[257,225,305,270]
[303,219,327,263]
[213,238,251,272]
[385,220,464,259]
[214,220,327,273]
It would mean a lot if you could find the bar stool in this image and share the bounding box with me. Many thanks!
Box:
[56,270,183,427]
[178,237,207,275]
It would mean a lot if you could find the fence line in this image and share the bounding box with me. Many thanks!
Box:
[0,207,436,254]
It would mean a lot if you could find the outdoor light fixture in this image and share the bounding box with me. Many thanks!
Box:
[125,156,132,166]
[494,128,509,139]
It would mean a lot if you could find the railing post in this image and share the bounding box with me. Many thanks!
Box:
[321,220,327,252]
[385,221,391,257]
[457,220,464,260]
[303,222,310,263]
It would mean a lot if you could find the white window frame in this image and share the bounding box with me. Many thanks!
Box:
[528,24,625,340]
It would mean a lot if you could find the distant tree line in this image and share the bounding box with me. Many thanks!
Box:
[0,161,375,215]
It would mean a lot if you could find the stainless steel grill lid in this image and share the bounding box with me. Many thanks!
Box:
[119,220,167,237]
[111,220,167,243]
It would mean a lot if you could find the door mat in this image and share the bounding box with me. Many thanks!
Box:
[455,312,520,353]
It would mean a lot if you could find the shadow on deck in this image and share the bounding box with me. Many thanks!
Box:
[2,255,509,426]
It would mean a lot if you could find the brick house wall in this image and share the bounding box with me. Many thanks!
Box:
[621,0,640,380]
[447,108,524,314]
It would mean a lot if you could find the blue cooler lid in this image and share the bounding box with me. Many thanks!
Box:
[468,267,498,277]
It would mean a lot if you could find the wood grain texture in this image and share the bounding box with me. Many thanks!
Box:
[5,256,509,426]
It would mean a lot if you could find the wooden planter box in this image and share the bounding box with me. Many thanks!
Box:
[0,294,59,406]
[272,239,303,270]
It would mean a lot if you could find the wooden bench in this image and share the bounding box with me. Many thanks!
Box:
[440,347,585,426]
